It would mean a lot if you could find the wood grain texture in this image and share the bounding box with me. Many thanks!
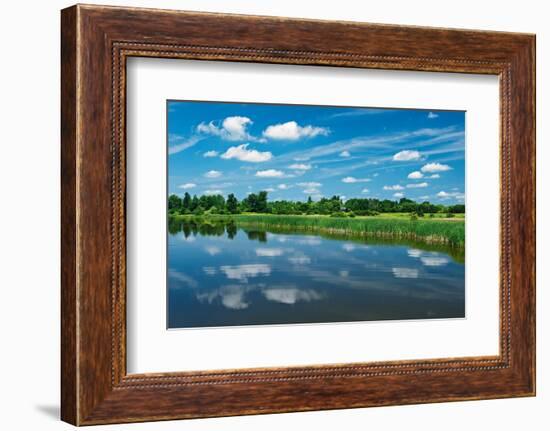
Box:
[60,4,536,425]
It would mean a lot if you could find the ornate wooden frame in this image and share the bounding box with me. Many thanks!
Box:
[61,4,536,425]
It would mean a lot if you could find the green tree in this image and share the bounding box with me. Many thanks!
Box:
[168,194,182,213]
[226,193,239,214]
[182,192,191,211]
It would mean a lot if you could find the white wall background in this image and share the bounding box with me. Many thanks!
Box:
[0,0,546,429]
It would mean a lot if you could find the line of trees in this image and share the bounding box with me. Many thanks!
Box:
[169,191,465,217]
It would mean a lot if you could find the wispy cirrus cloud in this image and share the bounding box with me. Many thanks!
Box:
[168,135,203,155]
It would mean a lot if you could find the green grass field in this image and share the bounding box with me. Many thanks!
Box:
[171,213,465,248]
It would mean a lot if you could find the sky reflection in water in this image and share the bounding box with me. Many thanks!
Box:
[168,221,465,329]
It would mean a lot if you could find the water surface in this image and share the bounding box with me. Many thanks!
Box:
[168,220,465,329]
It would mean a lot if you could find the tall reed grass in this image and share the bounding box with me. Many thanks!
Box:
[176,214,465,248]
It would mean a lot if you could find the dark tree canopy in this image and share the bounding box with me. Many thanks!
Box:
[167,191,465,216]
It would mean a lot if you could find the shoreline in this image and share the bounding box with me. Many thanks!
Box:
[169,213,465,249]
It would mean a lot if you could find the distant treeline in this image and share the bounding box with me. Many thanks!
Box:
[168,191,465,217]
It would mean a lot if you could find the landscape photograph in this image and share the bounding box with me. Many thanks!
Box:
[166,100,466,329]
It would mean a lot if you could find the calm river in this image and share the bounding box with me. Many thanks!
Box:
[167,220,465,329]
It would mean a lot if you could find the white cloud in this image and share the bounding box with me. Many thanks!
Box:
[420,256,449,267]
[203,267,217,275]
[168,135,203,155]
[419,195,430,200]
[278,184,290,190]
[437,190,465,201]
[406,182,429,188]
[384,184,404,191]
[204,189,223,195]
[392,268,419,278]
[288,256,311,265]
[203,150,219,157]
[220,144,272,162]
[339,150,351,157]
[342,243,356,252]
[197,116,254,141]
[289,163,312,170]
[421,162,452,173]
[407,249,423,258]
[428,112,439,119]
[342,176,371,183]
[178,183,196,189]
[393,192,405,198]
[255,169,285,178]
[196,285,250,310]
[408,171,424,179]
[393,150,421,161]
[429,174,441,179]
[204,246,221,256]
[204,170,222,178]
[361,188,370,194]
[255,248,284,257]
[297,182,322,188]
[263,288,323,305]
[264,187,275,192]
[219,264,271,282]
[303,188,320,194]
[262,121,329,140]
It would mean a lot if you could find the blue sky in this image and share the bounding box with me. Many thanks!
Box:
[167,101,465,203]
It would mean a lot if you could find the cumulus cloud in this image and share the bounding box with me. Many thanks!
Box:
[220,144,272,162]
[361,188,370,194]
[393,192,405,198]
[407,248,423,258]
[408,171,424,179]
[203,150,219,157]
[392,268,419,278]
[255,248,284,257]
[421,162,452,173]
[178,183,196,189]
[429,174,440,179]
[420,256,449,267]
[196,285,250,310]
[255,169,285,178]
[406,182,429,188]
[204,246,221,256]
[428,111,439,119]
[204,170,222,178]
[339,150,351,157]
[393,150,421,161]
[278,184,290,190]
[262,121,329,140]
[219,264,271,282]
[342,176,371,183]
[197,116,255,141]
[289,163,312,170]
[384,184,404,191]
[263,288,323,305]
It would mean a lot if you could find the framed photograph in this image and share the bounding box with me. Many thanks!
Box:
[61,4,535,425]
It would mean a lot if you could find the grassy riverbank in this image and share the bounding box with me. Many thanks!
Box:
[170,213,465,248]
